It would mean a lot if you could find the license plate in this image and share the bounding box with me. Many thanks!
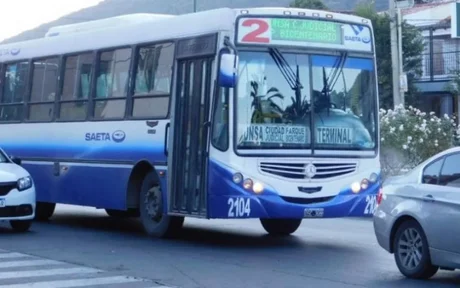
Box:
[304,208,324,218]
[0,199,5,208]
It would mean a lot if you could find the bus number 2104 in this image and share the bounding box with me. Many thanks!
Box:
[228,197,251,218]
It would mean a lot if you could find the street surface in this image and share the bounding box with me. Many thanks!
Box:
[0,205,458,288]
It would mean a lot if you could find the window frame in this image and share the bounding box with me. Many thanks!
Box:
[90,45,134,121]
[0,59,31,123]
[25,55,60,123]
[128,41,176,120]
[0,37,181,124]
[56,50,96,123]
[421,156,445,185]
[437,152,460,187]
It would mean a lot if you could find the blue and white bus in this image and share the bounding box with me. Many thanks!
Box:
[0,7,380,237]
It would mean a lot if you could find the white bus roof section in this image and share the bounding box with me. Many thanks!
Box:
[0,7,372,62]
[0,8,237,62]
[45,13,176,37]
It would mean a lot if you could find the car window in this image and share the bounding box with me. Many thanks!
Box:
[422,157,444,185]
[0,151,6,163]
[439,153,460,188]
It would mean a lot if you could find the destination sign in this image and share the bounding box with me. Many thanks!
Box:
[316,127,354,145]
[271,18,342,44]
[240,124,309,145]
[236,17,372,52]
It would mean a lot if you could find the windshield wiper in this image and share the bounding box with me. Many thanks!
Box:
[321,51,348,115]
[268,48,303,112]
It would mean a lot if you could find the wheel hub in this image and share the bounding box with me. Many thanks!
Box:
[144,186,162,222]
[398,228,423,270]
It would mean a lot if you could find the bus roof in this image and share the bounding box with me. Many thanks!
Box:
[0,7,372,62]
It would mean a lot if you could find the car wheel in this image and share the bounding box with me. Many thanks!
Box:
[10,220,32,232]
[260,219,302,236]
[393,219,439,279]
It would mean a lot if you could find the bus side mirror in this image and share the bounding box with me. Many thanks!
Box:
[218,53,238,88]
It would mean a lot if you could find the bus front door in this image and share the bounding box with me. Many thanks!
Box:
[168,34,217,217]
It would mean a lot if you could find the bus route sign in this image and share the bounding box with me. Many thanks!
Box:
[236,16,372,52]
[270,18,342,44]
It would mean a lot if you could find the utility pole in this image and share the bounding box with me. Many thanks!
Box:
[389,0,401,108]
[397,7,405,107]
[193,0,197,12]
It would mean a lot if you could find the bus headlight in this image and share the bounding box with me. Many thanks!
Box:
[252,182,264,194]
[361,179,369,190]
[232,173,243,184]
[243,178,253,190]
[351,182,361,194]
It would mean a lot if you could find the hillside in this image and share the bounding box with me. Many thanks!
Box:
[2,0,388,44]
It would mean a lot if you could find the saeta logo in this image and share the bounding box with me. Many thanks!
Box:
[85,130,126,143]
[346,25,371,44]
[112,130,126,143]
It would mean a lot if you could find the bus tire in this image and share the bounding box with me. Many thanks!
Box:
[139,171,184,238]
[260,218,302,236]
[34,202,56,221]
[105,209,139,218]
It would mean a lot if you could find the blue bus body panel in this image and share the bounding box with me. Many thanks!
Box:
[0,121,168,210]
[207,159,380,219]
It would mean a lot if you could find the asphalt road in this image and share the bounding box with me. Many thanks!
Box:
[0,205,458,288]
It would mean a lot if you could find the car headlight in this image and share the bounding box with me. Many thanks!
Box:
[17,176,32,191]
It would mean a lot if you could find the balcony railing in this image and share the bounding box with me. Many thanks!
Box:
[418,50,460,82]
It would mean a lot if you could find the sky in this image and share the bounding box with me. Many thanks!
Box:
[0,0,104,42]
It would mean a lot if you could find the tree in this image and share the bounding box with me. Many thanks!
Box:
[289,0,329,10]
[354,1,424,109]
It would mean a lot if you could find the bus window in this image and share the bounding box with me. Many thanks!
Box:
[0,61,28,121]
[58,53,93,121]
[94,48,131,120]
[28,57,59,121]
[211,87,229,151]
[132,42,174,118]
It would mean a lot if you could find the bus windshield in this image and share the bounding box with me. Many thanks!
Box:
[235,50,377,151]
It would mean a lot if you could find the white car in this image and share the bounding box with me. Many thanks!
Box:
[0,148,35,232]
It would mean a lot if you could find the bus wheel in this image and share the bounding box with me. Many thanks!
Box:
[260,218,302,236]
[35,202,56,221]
[139,171,184,238]
[105,209,139,218]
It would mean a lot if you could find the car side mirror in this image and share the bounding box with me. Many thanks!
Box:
[10,156,21,166]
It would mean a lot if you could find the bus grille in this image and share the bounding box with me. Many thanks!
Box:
[0,182,16,196]
[258,161,357,180]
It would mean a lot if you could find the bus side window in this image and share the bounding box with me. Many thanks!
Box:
[211,87,229,151]
[28,57,59,122]
[94,48,132,120]
[0,61,29,122]
[58,53,93,121]
[131,42,175,119]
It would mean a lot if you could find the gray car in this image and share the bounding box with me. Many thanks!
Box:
[373,147,460,279]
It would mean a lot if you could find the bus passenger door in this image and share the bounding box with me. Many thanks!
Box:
[168,34,217,217]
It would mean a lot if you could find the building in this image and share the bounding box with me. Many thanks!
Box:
[403,0,460,117]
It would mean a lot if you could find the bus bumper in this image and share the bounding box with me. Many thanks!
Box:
[207,160,380,219]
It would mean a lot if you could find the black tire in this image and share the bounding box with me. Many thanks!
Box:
[10,220,32,232]
[139,171,184,238]
[105,208,139,218]
[260,218,302,236]
[393,219,439,279]
[35,202,55,221]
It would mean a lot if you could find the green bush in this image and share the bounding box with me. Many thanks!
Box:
[379,104,460,179]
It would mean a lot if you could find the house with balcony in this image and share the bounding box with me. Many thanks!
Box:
[403,0,460,116]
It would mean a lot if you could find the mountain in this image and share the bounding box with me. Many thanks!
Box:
[1,0,388,44]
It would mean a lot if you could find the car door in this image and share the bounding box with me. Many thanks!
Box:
[420,152,460,254]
